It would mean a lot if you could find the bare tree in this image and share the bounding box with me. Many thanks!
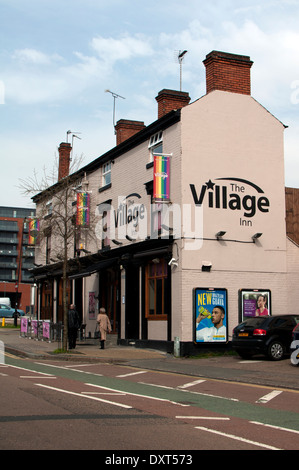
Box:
[19,152,86,350]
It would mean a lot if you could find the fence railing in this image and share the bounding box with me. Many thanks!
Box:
[20,317,64,345]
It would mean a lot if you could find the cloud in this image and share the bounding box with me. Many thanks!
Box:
[12,48,62,65]
[90,34,153,64]
[4,34,154,106]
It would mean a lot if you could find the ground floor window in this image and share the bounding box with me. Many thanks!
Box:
[145,258,168,320]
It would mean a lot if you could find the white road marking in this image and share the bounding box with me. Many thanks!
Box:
[139,382,174,390]
[176,416,230,420]
[6,364,54,376]
[178,379,206,389]
[35,383,132,409]
[139,381,239,402]
[238,360,263,364]
[256,390,283,403]
[86,383,190,407]
[20,376,56,379]
[116,371,148,378]
[35,362,103,376]
[195,426,282,450]
[250,421,299,435]
[81,391,126,396]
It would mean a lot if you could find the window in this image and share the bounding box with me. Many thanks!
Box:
[148,131,163,162]
[46,200,53,217]
[145,259,168,319]
[102,162,111,187]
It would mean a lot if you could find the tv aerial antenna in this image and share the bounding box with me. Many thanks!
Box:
[176,50,188,91]
[66,130,82,160]
[105,89,126,133]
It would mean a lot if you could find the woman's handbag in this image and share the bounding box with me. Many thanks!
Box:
[94,324,101,339]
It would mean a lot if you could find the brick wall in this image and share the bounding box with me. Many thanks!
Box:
[156,89,190,119]
[115,119,146,145]
[203,50,253,95]
[285,187,299,245]
[58,142,72,180]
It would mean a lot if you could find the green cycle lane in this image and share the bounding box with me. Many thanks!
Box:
[5,355,299,433]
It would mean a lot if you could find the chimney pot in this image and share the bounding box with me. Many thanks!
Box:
[156,89,190,119]
[115,119,146,145]
[58,142,72,180]
[203,50,253,95]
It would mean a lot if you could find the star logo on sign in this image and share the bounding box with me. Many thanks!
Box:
[205,179,215,189]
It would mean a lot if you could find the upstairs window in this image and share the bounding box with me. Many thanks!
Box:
[46,200,53,217]
[148,131,163,163]
[102,162,111,187]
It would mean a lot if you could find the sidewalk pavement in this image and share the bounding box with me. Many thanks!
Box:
[1,327,299,390]
[0,327,167,362]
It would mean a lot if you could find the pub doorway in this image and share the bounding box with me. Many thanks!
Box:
[125,263,140,339]
[98,267,120,335]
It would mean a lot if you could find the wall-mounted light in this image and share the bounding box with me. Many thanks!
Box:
[168,258,178,267]
[202,261,212,272]
[252,233,263,242]
[216,231,226,240]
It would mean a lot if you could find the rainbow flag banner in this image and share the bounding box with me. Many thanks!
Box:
[76,192,90,226]
[28,218,39,245]
[153,154,170,202]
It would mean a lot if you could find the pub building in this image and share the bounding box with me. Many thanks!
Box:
[32,51,299,355]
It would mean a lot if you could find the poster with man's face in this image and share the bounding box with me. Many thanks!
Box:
[194,288,227,343]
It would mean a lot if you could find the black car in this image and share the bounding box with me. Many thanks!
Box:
[232,315,299,360]
[290,323,299,365]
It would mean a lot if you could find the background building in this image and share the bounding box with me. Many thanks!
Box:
[0,206,36,312]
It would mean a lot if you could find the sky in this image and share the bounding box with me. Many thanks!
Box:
[1,0,299,209]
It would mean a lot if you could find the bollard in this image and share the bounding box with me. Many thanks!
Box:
[174,336,180,357]
[2,317,5,327]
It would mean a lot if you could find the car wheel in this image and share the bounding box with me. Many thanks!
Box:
[267,341,284,361]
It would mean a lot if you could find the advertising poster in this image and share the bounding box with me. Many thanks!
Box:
[239,289,271,321]
[20,317,28,334]
[89,292,96,319]
[43,321,50,340]
[194,288,227,343]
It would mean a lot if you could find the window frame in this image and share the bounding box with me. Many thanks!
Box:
[148,131,163,163]
[102,162,112,187]
[145,259,168,320]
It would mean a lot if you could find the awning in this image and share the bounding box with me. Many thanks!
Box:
[68,257,119,279]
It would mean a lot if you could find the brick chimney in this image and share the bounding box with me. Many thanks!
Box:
[203,51,253,95]
[58,142,72,180]
[115,119,146,145]
[156,89,191,119]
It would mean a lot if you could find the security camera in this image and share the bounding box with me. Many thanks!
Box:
[168,258,178,267]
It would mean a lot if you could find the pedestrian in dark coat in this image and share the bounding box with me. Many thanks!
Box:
[68,304,80,350]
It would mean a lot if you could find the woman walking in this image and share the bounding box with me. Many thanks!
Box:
[96,307,112,349]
